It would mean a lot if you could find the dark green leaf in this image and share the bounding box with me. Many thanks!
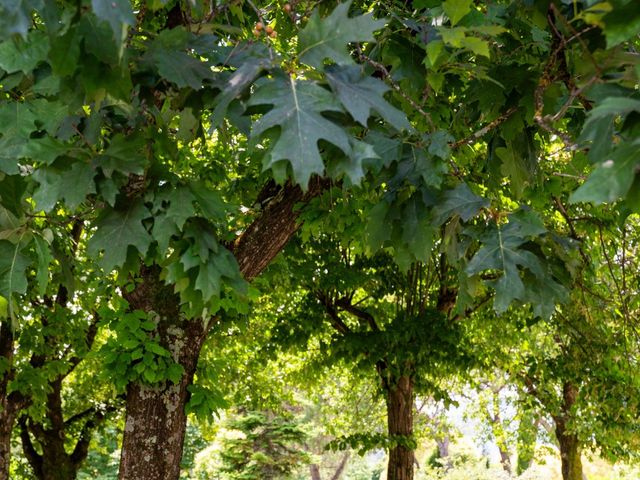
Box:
[249,75,350,187]
[326,65,410,131]
[432,183,488,226]
[0,30,48,73]
[298,0,386,69]
[91,0,135,42]
[88,201,152,271]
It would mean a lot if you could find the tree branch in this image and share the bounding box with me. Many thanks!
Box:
[231,176,332,282]
[316,292,352,335]
[335,297,379,332]
[18,417,43,478]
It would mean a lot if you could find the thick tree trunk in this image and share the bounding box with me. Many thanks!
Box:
[118,179,331,480]
[554,383,583,480]
[386,375,414,480]
[556,421,582,480]
[118,268,207,480]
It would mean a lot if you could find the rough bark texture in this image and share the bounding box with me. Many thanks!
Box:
[0,322,26,480]
[118,178,331,480]
[231,177,331,281]
[386,375,414,480]
[119,267,207,480]
[555,383,583,480]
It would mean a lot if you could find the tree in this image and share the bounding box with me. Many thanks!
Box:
[0,0,639,479]
[216,411,309,479]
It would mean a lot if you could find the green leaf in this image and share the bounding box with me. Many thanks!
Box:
[365,201,391,251]
[21,136,69,165]
[166,362,184,384]
[432,183,488,226]
[91,0,135,42]
[0,240,30,315]
[153,186,197,251]
[325,65,410,131]
[328,139,379,185]
[147,29,211,89]
[298,0,386,69]
[152,49,211,89]
[32,235,52,296]
[0,30,48,73]
[466,214,550,314]
[189,182,227,221]
[427,130,453,159]
[570,141,640,204]
[248,75,350,187]
[210,43,273,126]
[0,295,7,319]
[0,174,26,216]
[0,102,38,174]
[78,14,121,65]
[443,0,473,26]
[460,36,490,58]
[32,162,97,211]
[0,0,42,40]
[94,134,147,177]
[602,1,640,47]
[88,201,152,271]
[586,96,640,120]
[48,27,81,76]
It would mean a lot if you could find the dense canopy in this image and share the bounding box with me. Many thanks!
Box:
[0,0,638,479]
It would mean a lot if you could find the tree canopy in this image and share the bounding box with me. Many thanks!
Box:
[0,0,638,479]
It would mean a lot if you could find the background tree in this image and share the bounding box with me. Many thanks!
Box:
[0,0,639,479]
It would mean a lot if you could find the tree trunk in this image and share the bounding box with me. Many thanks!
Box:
[26,379,78,480]
[497,447,512,475]
[310,464,322,480]
[436,437,449,459]
[330,452,350,480]
[556,420,582,480]
[554,383,583,480]
[386,375,414,480]
[0,322,26,480]
[118,268,206,480]
[118,179,331,480]
[0,403,18,480]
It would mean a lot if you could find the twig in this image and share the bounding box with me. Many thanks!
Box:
[356,46,435,130]
[450,106,518,149]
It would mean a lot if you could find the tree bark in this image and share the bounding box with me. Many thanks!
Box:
[554,383,583,480]
[0,322,27,480]
[556,419,583,480]
[330,452,350,480]
[118,178,331,480]
[497,447,512,475]
[386,375,414,480]
[310,464,322,480]
[437,436,450,460]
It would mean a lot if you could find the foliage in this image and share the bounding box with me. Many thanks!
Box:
[0,0,638,478]
[216,411,310,480]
